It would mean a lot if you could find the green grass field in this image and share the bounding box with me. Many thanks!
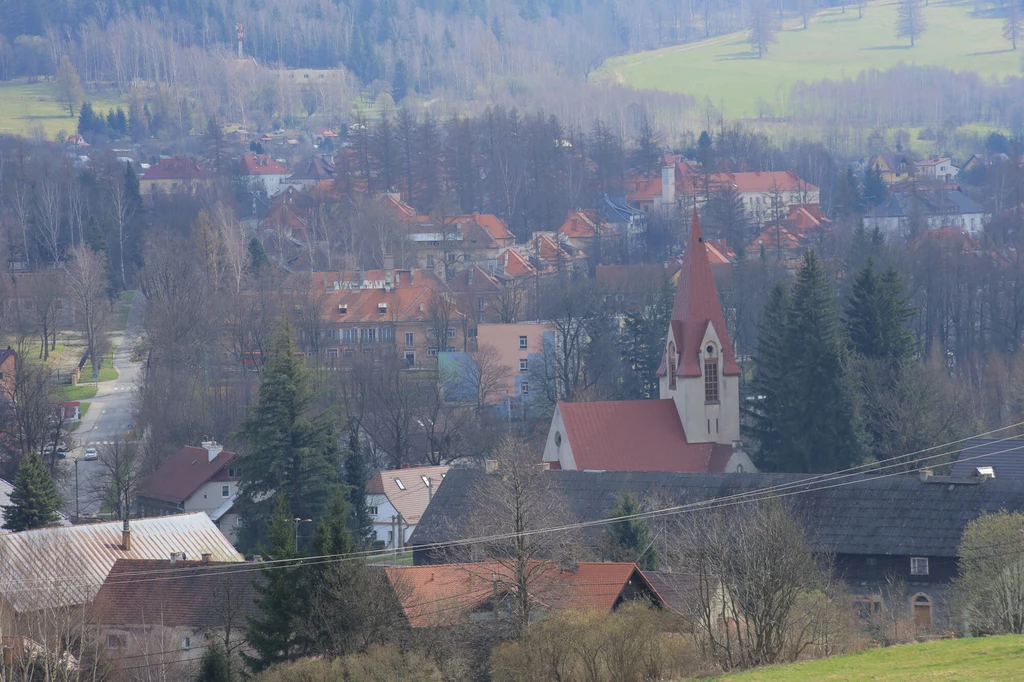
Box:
[706,635,1024,681]
[0,80,127,139]
[62,384,97,401]
[598,0,1021,118]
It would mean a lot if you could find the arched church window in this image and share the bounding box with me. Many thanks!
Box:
[704,342,719,404]
[668,343,676,390]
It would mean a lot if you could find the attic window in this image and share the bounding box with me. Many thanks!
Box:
[394,478,406,490]
[910,557,929,576]
[338,304,348,315]
[421,475,430,486]
[378,303,388,314]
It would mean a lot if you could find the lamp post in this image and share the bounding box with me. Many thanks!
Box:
[293,517,312,551]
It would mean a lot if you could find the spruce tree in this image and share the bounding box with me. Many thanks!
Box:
[746,283,793,471]
[343,430,375,548]
[244,495,305,674]
[392,59,409,102]
[235,323,341,551]
[195,643,230,682]
[3,451,63,531]
[863,165,887,208]
[783,252,865,472]
[601,491,656,570]
[846,260,916,365]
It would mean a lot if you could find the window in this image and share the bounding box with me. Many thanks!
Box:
[426,255,435,267]
[343,348,355,358]
[182,637,192,650]
[911,557,929,575]
[338,304,348,316]
[704,362,719,403]
[518,335,528,349]
[866,557,877,567]
[519,359,528,373]
[447,346,456,352]
[405,332,415,348]
[668,342,677,390]
[404,352,415,367]
[368,506,378,516]
[228,467,241,478]
[521,382,529,395]
[388,530,394,544]
[428,347,439,357]
[447,252,456,263]
[421,475,431,486]
[477,296,485,312]
[222,485,230,498]
[106,634,126,650]
[446,327,456,339]
[362,348,374,356]
[342,328,358,344]
[378,303,387,314]
[394,478,406,490]
[360,328,377,343]
[379,327,395,343]
[326,348,338,359]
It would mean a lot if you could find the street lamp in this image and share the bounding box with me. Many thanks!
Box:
[293,517,312,550]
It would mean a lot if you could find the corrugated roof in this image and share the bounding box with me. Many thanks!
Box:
[951,438,1024,479]
[0,513,242,612]
[555,400,730,473]
[141,157,212,181]
[366,465,449,525]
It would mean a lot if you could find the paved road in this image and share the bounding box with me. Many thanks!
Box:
[61,292,146,519]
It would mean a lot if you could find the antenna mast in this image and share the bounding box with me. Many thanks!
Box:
[236,23,245,59]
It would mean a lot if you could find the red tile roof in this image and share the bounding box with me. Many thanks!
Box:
[91,559,259,628]
[141,157,213,182]
[662,210,740,379]
[305,269,460,324]
[595,263,680,292]
[448,265,504,294]
[559,210,605,238]
[384,561,657,627]
[710,170,817,194]
[557,399,732,472]
[365,465,449,525]
[500,248,536,278]
[137,446,237,504]
[241,153,288,176]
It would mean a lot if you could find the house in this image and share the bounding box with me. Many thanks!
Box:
[408,216,511,278]
[65,134,89,148]
[410,468,1024,629]
[0,348,15,401]
[915,157,959,182]
[557,209,620,253]
[135,442,242,544]
[447,265,506,325]
[600,195,647,248]
[749,204,832,266]
[869,152,913,184]
[307,261,467,367]
[496,247,537,280]
[366,465,449,550]
[518,233,587,274]
[864,188,988,237]
[311,127,339,146]
[596,263,680,313]
[139,157,213,194]
[542,211,754,474]
[0,513,241,614]
[90,558,259,667]
[240,153,290,196]
[473,322,554,406]
[626,156,702,212]
[383,561,663,627]
[286,156,335,190]
[950,438,1024,479]
[709,171,820,225]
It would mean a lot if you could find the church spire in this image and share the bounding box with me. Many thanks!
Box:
[669,208,740,378]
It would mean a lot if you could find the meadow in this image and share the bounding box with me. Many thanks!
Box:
[598,0,1022,119]
[705,635,1024,681]
[0,80,127,140]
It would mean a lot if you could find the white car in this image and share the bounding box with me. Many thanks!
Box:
[83,447,98,461]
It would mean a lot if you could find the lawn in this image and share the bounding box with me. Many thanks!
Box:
[0,80,128,140]
[96,366,119,382]
[706,635,1024,681]
[597,0,1022,118]
[61,384,97,401]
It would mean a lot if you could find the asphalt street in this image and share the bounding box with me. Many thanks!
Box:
[61,292,146,520]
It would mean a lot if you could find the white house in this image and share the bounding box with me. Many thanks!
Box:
[241,153,291,196]
[915,157,959,183]
[135,442,243,544]
[542,210,754,475]
[863,189,988,237]
[366,465,449,550]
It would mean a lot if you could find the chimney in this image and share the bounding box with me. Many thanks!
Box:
[201,440,223,462]
[919,468,933,482]
[201,552,212,564]
[485,459,499,474]
[384,253,395,289]
[661,165,675,209]
[169,552,180,564]
[121,518,131,551]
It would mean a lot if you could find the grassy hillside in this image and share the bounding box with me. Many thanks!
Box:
[0,81,126,139]
[598,0,1021,118]
[706,635,1024,681]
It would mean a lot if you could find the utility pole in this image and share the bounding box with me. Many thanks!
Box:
[74,459,79,520]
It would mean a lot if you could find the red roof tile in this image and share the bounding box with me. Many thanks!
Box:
[141,157,213,182]
[710,170,817,194]
[137,446,237,504]
[500,248,536,278]
[241,153,288,175]
[557,399,723,472]
[664,210,739,378]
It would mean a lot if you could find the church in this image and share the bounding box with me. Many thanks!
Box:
[541,210,756,473]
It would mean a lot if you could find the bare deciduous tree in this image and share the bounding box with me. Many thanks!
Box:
[64,246,110,380]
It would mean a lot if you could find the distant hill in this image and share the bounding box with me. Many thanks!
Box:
[708,635,1024,681]
[597,0,1020,119]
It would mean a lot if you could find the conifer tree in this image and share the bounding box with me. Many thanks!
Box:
[601,491,657,570]
[343,430,375,548]
[846,260,916,365]
[235,323,341,551]
[392,59,409,102]
[195,643,230,682]
[245,495,305,674]
[746,283,793,471]
[782,252,865,472]
[3,451,63,531]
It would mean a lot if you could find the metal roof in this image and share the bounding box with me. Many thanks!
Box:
[0,512,242,613]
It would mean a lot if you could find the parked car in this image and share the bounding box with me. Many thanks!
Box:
[83,447,98,461]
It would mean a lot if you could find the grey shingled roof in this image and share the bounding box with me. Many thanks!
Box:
[410,469,1024,559]
[951,439,1024,480]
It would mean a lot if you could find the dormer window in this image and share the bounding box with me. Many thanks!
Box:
[378,303,387,314]
[338,304,347,315]
[394,478,406,490]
